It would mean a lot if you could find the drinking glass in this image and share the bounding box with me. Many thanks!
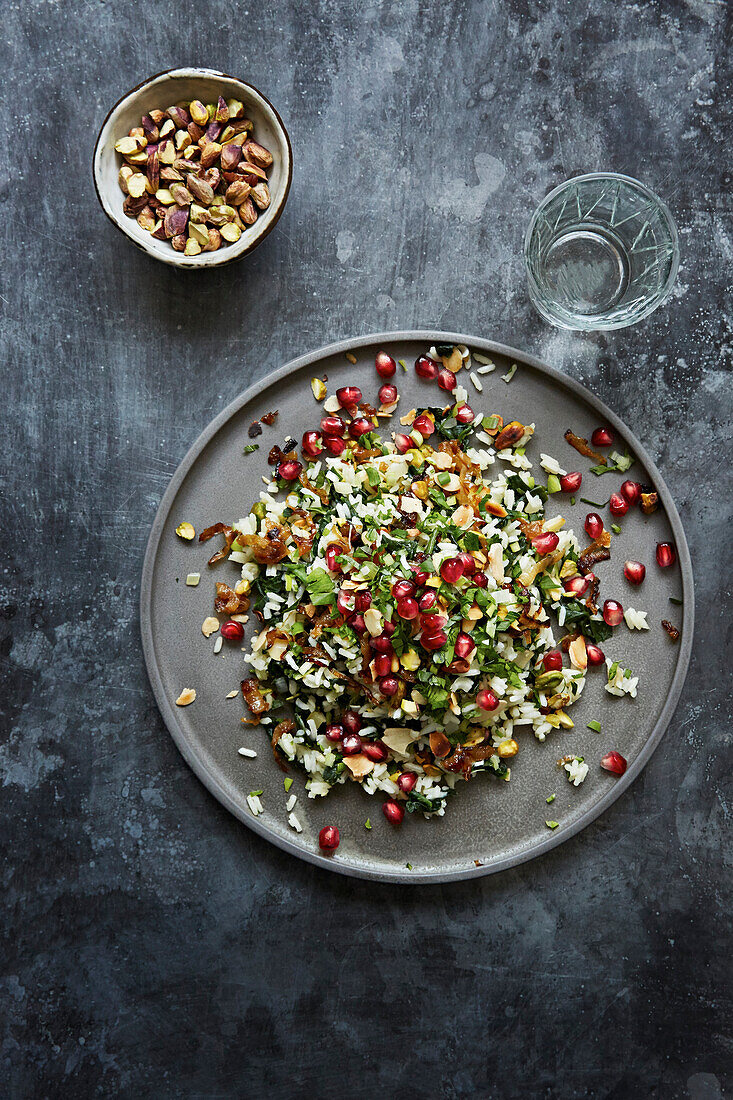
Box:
[524,173,679,330]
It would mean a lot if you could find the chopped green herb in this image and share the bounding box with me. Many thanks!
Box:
[587,720,602,733]
[284,777,293,792]
[364,818,372,830]
[249,790,263,797]
[243,444,259,455]
[546,794,556,804]
[545,820,559,830]
[570,495,576,505]
[547,474,561,494]
[406,862,413,870]
[398,359,407,372]
[669,596,683,606]
[502,363,518,383]
[580,496,609,508]
[611,524,621,535]
[366,466,380,487]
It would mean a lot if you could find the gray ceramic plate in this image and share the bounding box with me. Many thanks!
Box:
[140,332,693,882]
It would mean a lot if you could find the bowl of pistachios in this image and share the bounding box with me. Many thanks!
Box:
[93,67,292,268]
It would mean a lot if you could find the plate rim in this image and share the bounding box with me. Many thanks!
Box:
[140,330,694,883]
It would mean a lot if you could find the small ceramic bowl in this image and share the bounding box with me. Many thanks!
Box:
[93,67,292,268]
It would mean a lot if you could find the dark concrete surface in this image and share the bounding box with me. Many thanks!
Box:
[1,1,730,1096]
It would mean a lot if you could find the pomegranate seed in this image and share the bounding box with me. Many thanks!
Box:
[421,630,447,651]
[603,599,624,627]
[397,597,419,620]
[325,723,344,742]
[455,403,475,425]
[623,560,646,585]
[397,772,417,793]
[620,480,642,506]
[350,613,366,634]
[410,563,430,585]
[418,590,437,612]
[318,825,340,850]
[323,435,345,456]
[278,460,302,481]
[349,417,372,439]
[379,676,400,697]
[220,619,244,642]
[301,430,323,457]
[656,542,676,568]
[584,512,604,539]
[473,571,488,588]
[564,575,589,597]
[415,354,439,379]
[375,350,396,379]
[458,552,476,576]
[336,588,355,615]
[342,733,362,756]
[609,492,629,517]
[421,613,446,634]
[382,800,405,825]
[532,531,560,555]
[321,415,345,436]
[394,433,411,454]
[586,643,605,666]
[542,650,563,672]
[336,385,362,407]
[325,546,342,573]
[437,368,457,392]
[476,688,499,711]
[371,634,393,654]
[600,751,628,776]
[373,653,391,678]
[440,556,464,584]
[362,740,388,762]
[378,383,398,405]
[412,413,434,437]
[591,426,615,447]
[454,632,475,659]
[392,579,416,600]
[354,591,372,612]
[342,710,361,734]
[559,471,582,493]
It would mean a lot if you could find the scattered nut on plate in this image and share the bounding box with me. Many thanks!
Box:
[175,688,196,706]
[115,96,273,255]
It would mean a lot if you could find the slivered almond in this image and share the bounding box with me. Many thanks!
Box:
[175,688,196,706]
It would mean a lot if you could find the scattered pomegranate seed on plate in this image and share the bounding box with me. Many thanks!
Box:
[318,826,340,850]
[375,350,396,378]
[591,426,615,446]
[623,560,646,585]
[600,751,628,776]
[656,541,676,568]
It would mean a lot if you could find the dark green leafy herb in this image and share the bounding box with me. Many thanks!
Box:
[242,444,259,454]
[580,496,609,508]
[405,790,444,815]
[562,601,613,643]
[304,567,336,606]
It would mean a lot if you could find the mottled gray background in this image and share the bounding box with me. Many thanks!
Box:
[1,0,731,1096]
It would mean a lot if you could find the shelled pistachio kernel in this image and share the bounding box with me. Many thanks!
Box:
[176,522,195,540]
[185,573,201,586]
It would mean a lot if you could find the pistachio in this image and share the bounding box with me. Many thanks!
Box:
[160,165,183,182]
[239,197,258,225]
[183,146,200,161]
[220,143,242,172]
[115,135,143,155]
[205,227,223,251]
[118,165,134,193]
[164,205,189,238]
[146,149,160,191]
[189,221,210,247]
[244,140,273,168]
[154,187,175,205]
[151,220,167,240]
[136,205,156,232]
[189,202,209,224]
[167,105,190,128]
[187,121,205,142]
[123,149,148,166]
[159,118,175,138]
[123,194,149,216]
[188,175,214,205]
[251,182,270,210]
[226,98,245,119]
[226,180,251,205]
[175,688,197,706]
[219,125,236,144]
[171,234,186,252]
[189,99,208,126]
[311,378,327,401]
[202,167,221,190]
[149,109,166,126]
[241,161,268,181]
[184,237,202,256]
[169,182,193,206]
[158,140,176,165]
[176,521,196,540]
[126,172,148,199]
[205,121,223,144]
[141,114,159,142]
[220,222,242,243]
[215,95,229,123]
[174,129,191,151]
[207,204,236,226]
